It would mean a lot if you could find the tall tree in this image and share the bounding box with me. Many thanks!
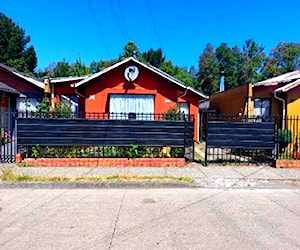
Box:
[0,13,37,73]
[159,60,194,87]
[262,42,300,78]
[118,41,143,61]
[215,43,239,89]
[142,48,165,68]
[70,58,91,76]
[238,39,265,83]
[198,44,219,95]
[53,60,71,77]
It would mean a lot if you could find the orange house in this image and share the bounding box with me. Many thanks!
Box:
[52,57,207,141]
[209,70,300,118]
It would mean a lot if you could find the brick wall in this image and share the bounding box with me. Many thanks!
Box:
[274,160,300,168]
[22,158,186,167]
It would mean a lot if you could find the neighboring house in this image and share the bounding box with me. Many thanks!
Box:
[209,70,300,118]
[0,63,44,113]
[52,57,208,141]
[0,63,44,134]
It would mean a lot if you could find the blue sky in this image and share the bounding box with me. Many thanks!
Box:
[1,0,299,71]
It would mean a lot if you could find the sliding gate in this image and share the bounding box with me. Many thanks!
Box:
[205,118,275,165]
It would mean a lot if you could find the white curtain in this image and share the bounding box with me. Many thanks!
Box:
[16,98,38,112]
[110,94,154,119]
[254,99,270,120]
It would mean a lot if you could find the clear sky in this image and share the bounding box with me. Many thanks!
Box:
[1,0,299,71]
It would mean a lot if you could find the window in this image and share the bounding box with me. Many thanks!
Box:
[16,98,38,112]
[109,94,154,120]
[178,102,190,119]
[254,98,271,119]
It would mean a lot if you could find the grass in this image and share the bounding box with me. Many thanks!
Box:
[0,167,193,183]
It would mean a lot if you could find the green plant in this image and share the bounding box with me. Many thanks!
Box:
[278,129,292,153]
[126,144,139,158]
[162,106,183,121]
[278,129,292,145]
[0,128,12,145]
[35,97,51,117]
[32,145,41,158]
[52,102,73,118]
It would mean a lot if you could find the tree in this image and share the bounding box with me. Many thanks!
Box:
[0,13,37,73]
[142,48,165,68]
[262,42,300,78]
[215,43,239,89]
[90,59,117,73]
[238,39,265,83]
[159,60,194,87]
[69,58,91,76]
[53,60,71,77]
[118,41,144,61]
[198,44,219,95]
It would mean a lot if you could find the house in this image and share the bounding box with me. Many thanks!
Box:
[209,71,300,155]
[51,57,208,141]
[0,63,45,134]
[209,70,300,118]
[0,63,45,113]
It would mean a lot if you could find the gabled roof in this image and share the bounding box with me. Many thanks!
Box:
[51,75,90,83]
[73,57,208,99]
[274,79,300,93]
[254,70,300,87]
[0,63,44,89]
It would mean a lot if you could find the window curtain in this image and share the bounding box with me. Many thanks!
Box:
[16,98,38,112]
[110,94,154,120]
[254,99,270,120]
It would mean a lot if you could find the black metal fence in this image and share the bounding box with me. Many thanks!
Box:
[204,113,300,165]
[16,112,195,160]
[17,111,194,121]
[0,111,16,163]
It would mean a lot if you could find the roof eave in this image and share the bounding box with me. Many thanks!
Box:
[73,57,207,99]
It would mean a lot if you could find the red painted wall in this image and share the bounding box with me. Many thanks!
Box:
[53,81,77,95]
[0,68,42,94]
[77,61,203,140]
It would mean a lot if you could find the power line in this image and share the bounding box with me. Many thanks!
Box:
[144,0,163,50]
[87,0,112,59]
[108,0,129,42]
[116,0,130,41]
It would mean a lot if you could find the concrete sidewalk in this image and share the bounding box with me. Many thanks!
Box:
[1,163,300,188]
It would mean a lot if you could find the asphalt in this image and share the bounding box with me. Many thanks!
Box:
[0,163,300,189]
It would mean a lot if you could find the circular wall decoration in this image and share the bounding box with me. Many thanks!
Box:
[124,66,139,81]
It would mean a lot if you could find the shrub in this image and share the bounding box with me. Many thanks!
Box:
[0,128,12,145]
[162,106,183,121]
[278,129,292,145]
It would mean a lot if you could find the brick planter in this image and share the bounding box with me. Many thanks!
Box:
[274,160,300,169]
[22,158,186,167]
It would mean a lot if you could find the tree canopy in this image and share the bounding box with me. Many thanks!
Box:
[0,13,37,73]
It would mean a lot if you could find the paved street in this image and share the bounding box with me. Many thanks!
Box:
[0,188,300,250]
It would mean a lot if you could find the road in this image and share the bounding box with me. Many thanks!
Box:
[0,188,300,250]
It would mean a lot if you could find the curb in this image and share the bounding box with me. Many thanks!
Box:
[0,181,196,189]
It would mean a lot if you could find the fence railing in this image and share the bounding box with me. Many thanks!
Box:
[16,111,195,121]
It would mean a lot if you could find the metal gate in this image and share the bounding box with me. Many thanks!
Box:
[0,111,16,163]
[205,115,275,165]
